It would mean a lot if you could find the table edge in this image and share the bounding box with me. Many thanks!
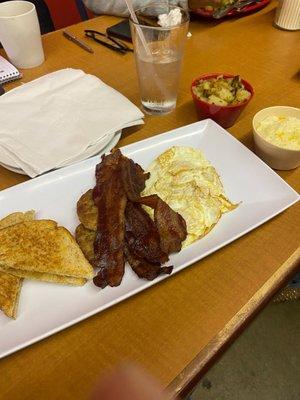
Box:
[167,246,300,398]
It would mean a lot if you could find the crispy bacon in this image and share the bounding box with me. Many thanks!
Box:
[93,150,127,288]
[124,244,173,281]
[91,150,187,289]
[138,195,187,254]
[125,201,168,264]
[121,156,150,201]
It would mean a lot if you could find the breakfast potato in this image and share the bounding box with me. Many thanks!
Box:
[192,75,251,106]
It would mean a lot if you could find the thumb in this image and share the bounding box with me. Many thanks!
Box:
[90,363,175,400]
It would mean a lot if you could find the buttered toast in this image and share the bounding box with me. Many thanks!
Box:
[0,212,35,318]
[0,220,94,283]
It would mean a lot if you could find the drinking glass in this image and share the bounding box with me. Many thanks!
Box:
[130,4,189,115]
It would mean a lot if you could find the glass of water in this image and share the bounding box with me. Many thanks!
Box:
[129,4,189,115]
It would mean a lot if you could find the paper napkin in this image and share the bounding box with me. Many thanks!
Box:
[0,68,144,177]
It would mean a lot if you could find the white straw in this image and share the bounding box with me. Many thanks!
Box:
[125,0,151,56]
[125,0,139,23]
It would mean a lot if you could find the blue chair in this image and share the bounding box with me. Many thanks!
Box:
[75,0,89,21]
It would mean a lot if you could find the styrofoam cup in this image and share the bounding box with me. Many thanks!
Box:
[0,1,45,68]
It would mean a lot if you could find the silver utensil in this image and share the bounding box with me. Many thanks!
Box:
[63,30,94,54]
[213,0,261,19]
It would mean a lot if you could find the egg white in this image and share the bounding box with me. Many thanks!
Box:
[143,146,237,247]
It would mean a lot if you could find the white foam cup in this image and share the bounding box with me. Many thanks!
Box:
[0,1,45,68]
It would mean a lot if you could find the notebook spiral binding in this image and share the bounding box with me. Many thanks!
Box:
[0,56,22,84]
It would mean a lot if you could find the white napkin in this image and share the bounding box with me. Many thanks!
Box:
[0,68,144,177]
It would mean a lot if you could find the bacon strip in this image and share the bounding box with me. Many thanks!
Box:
[124,244,173,281]
[91,150,187,289]
[138,195,187,254]
[93,150,127,288]
[121,157,150,201]
[125,201,168,264]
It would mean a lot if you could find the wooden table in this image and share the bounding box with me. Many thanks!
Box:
[0,3,299,399]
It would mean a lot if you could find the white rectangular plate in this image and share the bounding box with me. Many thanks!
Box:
[0,119,298,359]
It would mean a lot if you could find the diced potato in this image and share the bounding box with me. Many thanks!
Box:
[235,89,251,103]
[216,87,234,103]
[203,81,211,90]
[193,75,251,106]
[208,95,228,106]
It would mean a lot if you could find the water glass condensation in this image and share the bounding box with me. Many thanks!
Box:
[130,4,189,115]
[0,1,44,68]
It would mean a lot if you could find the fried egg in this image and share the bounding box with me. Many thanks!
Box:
[142,146,237,247]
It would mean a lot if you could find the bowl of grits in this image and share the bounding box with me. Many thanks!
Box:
[191,73,254,128]
[253,106,300,170]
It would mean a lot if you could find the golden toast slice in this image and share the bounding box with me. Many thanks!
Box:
[0,220,94,281]
[0,268,86,286]
[0,210,35,230]
[0,271,22,319]
[0,211,35,319]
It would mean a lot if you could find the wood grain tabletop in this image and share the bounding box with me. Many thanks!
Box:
[0,2,299,399]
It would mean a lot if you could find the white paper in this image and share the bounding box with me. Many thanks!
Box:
[0,69,144,176]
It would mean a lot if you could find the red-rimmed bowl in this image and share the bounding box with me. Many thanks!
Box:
[191,73,254,128]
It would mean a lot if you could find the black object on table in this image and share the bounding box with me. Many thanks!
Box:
[85,29,133,54]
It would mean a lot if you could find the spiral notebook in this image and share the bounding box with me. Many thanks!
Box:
[0,56,22,84]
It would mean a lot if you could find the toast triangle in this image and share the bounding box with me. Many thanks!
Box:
[0,220,94,280]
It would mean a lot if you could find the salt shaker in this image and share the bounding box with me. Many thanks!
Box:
[274,0,300,31]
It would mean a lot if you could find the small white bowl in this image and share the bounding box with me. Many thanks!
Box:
[252,106,300,170]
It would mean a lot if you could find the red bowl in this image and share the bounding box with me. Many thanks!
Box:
[191,73,254,128]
